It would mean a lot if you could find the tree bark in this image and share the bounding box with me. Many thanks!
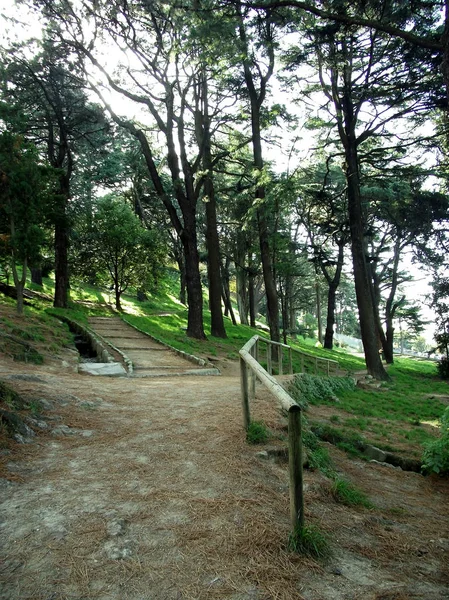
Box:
[237,0,280,343]
[235,234,249,325]
[249,270,257,328]
[323,281,338,350]
[323,242,345,350]
[30,267,43,286]
[53,172,71,309]
[198,73,226,338]
[316,278,323,344]
[345,141,389,380]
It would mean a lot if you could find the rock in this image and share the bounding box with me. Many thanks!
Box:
[107,519,127,537]
[80,430,94,438]
[1,409,35,438]
[51,425,77,436]
[370,459,401,469]
[255,451,269,460]
[6,374,45,383]
[103,539,133,560]
[78,363,127,377]
[26,418,49,430]
[357,381,382,390]
[37,398,54,411]
[13,433,34,444]
[363,445,387,462]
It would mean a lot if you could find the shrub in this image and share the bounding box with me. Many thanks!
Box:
[246,420,270,444]
[331,477,374,508]
[288,524,331,559]
[437,356,449,380]
[422,406,449,475]
[288,373,355,407]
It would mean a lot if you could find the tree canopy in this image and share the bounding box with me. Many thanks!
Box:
[0,0,448,377]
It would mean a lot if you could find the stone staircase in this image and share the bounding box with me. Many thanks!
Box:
[86,317,219,377]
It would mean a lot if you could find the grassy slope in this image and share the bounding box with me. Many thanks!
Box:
[1,270,448,461]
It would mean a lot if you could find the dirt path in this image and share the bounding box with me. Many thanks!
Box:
[1,352,449,599]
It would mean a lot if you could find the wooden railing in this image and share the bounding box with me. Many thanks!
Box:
[239,335,339,533]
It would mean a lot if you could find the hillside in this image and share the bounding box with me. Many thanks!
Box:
[0,289,449,599]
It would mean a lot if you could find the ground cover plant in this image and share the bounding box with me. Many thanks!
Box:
[289,359,449,464]
[1,276,449,598]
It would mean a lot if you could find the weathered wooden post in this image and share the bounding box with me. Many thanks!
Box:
[267,343,272,375]
[249,342,256,400]
[240,356,251,429]
[288,405,304,531]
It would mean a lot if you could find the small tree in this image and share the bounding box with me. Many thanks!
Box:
[74,195,165,311]
[0,131,52,313]
[431,276,449,378]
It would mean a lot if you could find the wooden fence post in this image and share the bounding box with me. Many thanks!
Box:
[240,357,251,429]
[288,406,304,531]
[250,343,256,400]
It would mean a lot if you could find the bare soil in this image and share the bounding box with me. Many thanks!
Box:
[0,344,448,599]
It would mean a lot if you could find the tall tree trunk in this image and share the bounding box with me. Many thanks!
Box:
[181,212,206,339]
[316,278,323,344]
[324,281,338,350]
[345,141,389,380]
[12,257,27,316]
[249,270,256,328]
[106,109,206,339]
[237,1,279,343]
[323,242,345,350]
[199,73,226,338]
[31,267,43,286]
[222,257,237,325]
[235,234,249,325]
[53,176,70,308]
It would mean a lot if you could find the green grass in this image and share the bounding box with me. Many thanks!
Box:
[2,264,447,466]
[246,421,270,444]
[331,477,374,509]
[288,524,331,559]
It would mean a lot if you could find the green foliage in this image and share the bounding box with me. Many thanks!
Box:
[0,131,56,312]
[437,357,449,380]
[331,478,374,509]
[246,421,270,445]
[72,195,166,309]
[307,446,334,476]
[289,373,356,407]
[422,406,449,475]
[0,380,26,409]
[288,525,331,559]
